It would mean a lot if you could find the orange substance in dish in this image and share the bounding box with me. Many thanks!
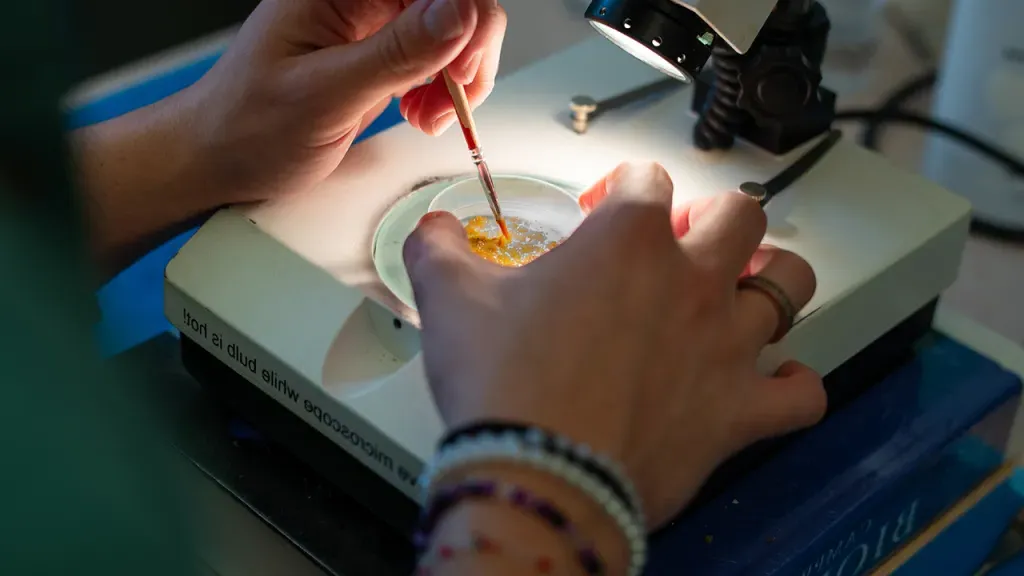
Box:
[464,215,560,267]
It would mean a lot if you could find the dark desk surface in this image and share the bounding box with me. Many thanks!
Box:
[123,334,412,576]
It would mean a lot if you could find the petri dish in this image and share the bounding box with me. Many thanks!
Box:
[429,175,585,268]
[372,175,584,311]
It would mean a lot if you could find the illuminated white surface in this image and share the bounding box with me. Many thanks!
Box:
[165,36,971,500]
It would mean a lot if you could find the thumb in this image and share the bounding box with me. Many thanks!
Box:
[310,0,478,120]
[403,211,474,303]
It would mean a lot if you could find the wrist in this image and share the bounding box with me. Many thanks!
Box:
[428,463,631,576]
[72,81,225,274]
[166,79,230,210]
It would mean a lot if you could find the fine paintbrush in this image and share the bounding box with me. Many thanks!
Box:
[440,69,510,241]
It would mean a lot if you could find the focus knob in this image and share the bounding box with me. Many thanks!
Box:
[737,45,822,124]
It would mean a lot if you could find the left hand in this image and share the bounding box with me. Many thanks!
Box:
[191,0,506,204]
[405,162,826,530]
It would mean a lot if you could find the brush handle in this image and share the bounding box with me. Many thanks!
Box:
[441,70,478,139]
[441,69,507,235]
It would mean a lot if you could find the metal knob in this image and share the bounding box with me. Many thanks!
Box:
[739,182,769,204]
[569,95,599,134]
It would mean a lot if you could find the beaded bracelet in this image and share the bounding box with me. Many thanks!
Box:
[416,530,560,575]
[439,422,643,522]
[420,431,647,576]
[415,479,604,574]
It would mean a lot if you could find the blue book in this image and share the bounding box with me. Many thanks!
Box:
[645,333,1022,576]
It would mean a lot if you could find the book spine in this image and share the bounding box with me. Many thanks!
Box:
[784,479,935,576]
[164,283,423,502]
[780,416,1015,576]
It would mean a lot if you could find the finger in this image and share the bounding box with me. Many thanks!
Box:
[403,211,476,304]
[733,245,816,350]
[405,17,499,138]
[397,75,437,111]
[668,196,716,238]
[578,162,674,214]
[296,0,479,128]
[577,176,607,214]
[739,361,827,443]
[405,78,459,135]
[447,2,506,85]
[397,4,503,135]
[677,191,766,281]
[400,84,431,130]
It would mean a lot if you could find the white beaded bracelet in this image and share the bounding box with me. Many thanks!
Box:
[523,427,646,529]
[419,431,647,576]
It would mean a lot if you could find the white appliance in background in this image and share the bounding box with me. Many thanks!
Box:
[923,0,1024,232]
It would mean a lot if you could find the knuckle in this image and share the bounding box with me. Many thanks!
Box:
[696,277,730,311]
[722,191,767,231]
[679,256,730,308]
[378,27,418,75]
[647,162,673,190]
[489,3,508,29]
[615,203,674,250]
[578,198,679,272]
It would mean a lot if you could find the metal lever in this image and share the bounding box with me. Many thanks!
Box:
[569,77,683,134]
[740,129,843,207]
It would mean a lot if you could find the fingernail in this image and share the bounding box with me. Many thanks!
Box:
[578,193,592,214]
[459,51,483,81]
[419,211,447,225]
[423,0,465,41]
[430,110,457,135]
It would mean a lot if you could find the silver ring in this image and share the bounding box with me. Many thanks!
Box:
[737,275,797,344]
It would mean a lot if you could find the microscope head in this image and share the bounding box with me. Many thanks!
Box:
[585,0,780,82]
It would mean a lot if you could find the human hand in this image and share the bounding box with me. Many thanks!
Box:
[403,162,827,529]
[191,0,506,204]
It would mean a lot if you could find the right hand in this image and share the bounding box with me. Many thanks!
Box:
[404,162,827,529]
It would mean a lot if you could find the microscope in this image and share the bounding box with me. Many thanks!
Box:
[585,0,835,156]
[167,0,973,534]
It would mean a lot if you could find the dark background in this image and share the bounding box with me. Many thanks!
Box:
[73,0,260,79]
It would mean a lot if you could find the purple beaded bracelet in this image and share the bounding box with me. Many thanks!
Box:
[414,478,606,575]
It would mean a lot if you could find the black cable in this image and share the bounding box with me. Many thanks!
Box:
[860,4,937,149]
[968,218,1024,245]
[760,129,843,200]
[858,70,938,150]
[835,8,1024,243]
[835,77,1024,244]
[837,109,1024,177]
